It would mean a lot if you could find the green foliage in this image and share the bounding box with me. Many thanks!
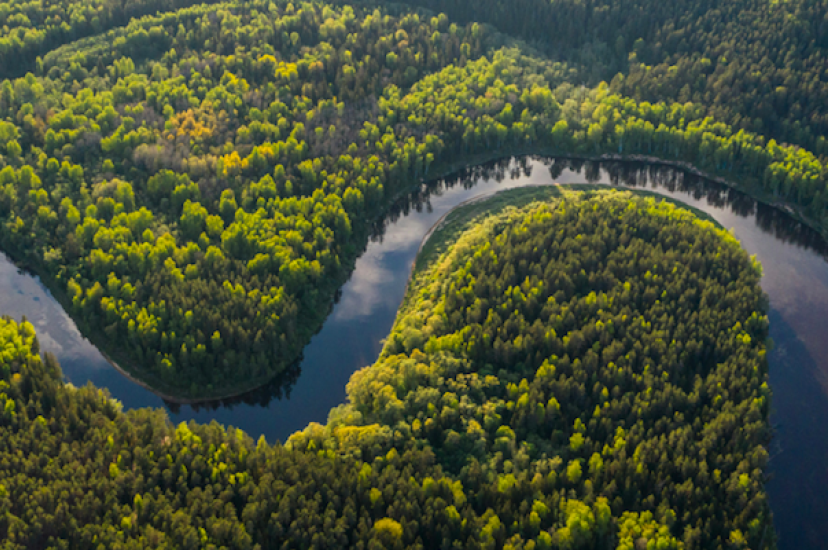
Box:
[393,0,828,157]
[0,190,774,548]
[0,0,821,400]
[291,189,773,549]
[373,517,404,546]
[617,510,683,550]
[0,0,495,396]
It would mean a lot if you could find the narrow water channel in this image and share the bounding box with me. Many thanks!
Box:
[0,156,825,549]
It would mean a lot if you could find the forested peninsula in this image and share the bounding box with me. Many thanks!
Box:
[0,189,773,549]
[0,0,822,396]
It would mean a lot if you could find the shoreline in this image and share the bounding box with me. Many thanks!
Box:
[402,179,726,318]
[0,151,824,404]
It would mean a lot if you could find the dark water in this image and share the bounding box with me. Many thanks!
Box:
[0,157,826,549]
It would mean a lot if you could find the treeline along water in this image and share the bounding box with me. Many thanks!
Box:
[0,157,826,548]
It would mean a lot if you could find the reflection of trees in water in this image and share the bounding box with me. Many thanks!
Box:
[752,205,828,253]
[181,155,828,412]
[164,359,302,414]
[372,157,531,241]
[547,157,828,257]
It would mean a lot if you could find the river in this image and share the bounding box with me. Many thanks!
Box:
[0,156,825,549]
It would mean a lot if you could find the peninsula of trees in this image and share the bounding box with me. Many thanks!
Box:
[0,189,773,549]
[0,0,822,396]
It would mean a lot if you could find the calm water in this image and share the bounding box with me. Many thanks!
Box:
[1,157,826,549]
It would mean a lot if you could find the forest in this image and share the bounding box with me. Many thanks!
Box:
[0,0,814,545]
[0,0,822,395]
[0,189,773,549]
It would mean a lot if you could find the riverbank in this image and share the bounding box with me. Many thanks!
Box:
[0,150,818,403]
[423,147,827,240]
[400,184,725,323]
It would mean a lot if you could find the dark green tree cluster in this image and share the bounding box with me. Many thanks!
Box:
[612,0,828,157]
[387,0,828,156]
[0,0,239,77]
[0,190,774,549]
[0,0,820,399]
[0,317,470,550]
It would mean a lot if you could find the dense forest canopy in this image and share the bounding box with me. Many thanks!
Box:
[1,0,826,155]
[0,0,821,396]
[0,190,773,549]
[0,0,811,545]
[389,0,828,156]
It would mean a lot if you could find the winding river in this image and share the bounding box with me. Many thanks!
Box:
[1,156,826,549]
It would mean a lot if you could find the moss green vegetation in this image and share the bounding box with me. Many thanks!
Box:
[0,190,773,548]
[0,0,820,397]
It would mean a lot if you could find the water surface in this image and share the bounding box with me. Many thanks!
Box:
[0,157,825,549]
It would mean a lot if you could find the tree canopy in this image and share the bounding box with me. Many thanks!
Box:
[0,0,819,396]
[0,189,773,549]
